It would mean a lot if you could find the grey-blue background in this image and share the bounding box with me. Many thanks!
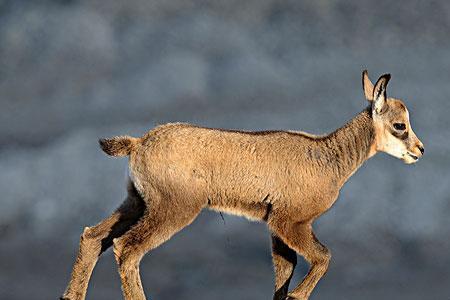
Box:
[0,1,449,299]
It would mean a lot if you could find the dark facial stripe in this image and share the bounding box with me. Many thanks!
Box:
[390,129,409,140]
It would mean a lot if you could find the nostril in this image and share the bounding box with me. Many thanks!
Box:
[418,145,425,155]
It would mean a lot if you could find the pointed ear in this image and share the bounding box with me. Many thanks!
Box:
[362,70,374,101]
[372,74,391,114]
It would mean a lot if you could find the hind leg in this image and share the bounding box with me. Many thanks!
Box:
[61,181,145,300]
[113,193,205,300]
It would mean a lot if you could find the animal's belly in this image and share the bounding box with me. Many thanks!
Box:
[208,199,271,222]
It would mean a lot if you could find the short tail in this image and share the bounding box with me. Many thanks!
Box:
[98,136,139,157]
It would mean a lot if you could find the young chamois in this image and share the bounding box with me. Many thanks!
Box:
[61,71,424,300]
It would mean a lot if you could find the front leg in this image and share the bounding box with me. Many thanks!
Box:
[271,233,297,300]
[270,220,331,300]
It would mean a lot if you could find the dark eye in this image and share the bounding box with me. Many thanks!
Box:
[393,123,406,131]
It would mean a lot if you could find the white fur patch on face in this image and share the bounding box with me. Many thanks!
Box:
[381,132,409,160]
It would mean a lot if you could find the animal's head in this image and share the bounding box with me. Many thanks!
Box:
[362,70,424,164]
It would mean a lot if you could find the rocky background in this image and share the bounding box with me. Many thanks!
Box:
[1,1,449,299]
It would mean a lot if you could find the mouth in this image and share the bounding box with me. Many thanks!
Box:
[403,152,419,163]
[407,153,419,161]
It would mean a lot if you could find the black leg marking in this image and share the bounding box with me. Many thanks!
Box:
[100,182,146,252]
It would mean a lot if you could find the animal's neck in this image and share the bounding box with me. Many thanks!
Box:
[323,106,376,186]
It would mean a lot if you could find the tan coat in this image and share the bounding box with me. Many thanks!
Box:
[126,110,374,224]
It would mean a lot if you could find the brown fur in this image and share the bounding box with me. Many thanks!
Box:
[98,136,139,157]
[61,71,424,300]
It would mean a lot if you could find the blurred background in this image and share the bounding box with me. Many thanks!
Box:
[1,0,449,299]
